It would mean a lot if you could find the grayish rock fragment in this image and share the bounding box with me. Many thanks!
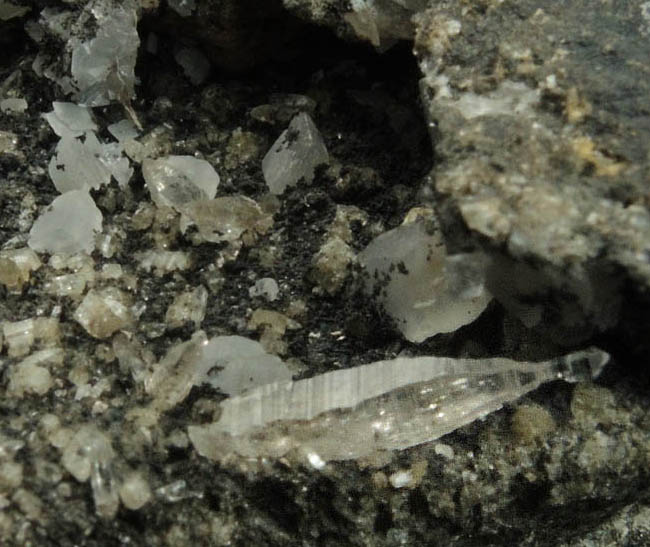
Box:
[28,190,103,255]
[413,0,650,338]
[175,47,211,86]
[262,112,329,195]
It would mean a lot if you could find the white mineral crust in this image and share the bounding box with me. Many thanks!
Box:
[262,112,329,195]
[188,348,609,463]
[358,219,491,342]
[28,190,103,255]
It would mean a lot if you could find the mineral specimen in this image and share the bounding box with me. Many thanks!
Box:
[262,112,329,195]
[73,288,135,339]
[70,0,139,108]
[165,286,208,329]
[358,215,491,342]
[142,155,220,209]
[43,102,97,139]
[0,248,41,292]
[179,196,272,245]
[189,348,609,463]
[28,190,103,255]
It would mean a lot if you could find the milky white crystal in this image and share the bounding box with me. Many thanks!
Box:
[43,102,97,138]
[71,0,139,107]
[142,156,220,209]
[262,112,329,195]
[358,218,491,342]
[188,348,609,463]
[141,332,293,416]
[28,190,102,255]
[0,97,28,113]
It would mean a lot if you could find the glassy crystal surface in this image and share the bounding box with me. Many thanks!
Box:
[262,113,329,195]
[143,156,220,209]
[28,190,103,255]
[74,288,134,339]
[70,0,139,106]
[43,102,97,138]
[358,218,491,342]
[189,348,609,462]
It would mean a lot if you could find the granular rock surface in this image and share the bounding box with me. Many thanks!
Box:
[0,1,649,546]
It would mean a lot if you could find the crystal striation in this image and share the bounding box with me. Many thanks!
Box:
[189,348,609,463]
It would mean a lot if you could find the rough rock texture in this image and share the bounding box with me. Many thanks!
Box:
[413,0,650,345]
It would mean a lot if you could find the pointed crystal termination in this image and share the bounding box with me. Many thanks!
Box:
[262,112,329,195]
[142,155,220,210]
[188,348,609,463]
[28,190,102,255]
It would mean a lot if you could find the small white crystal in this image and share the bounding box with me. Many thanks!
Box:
[179,196,272,244]
[175,47,210,86]
[61,425,114,483]
[136,250,191,276]
[142,156,220,209]
[43,102,97,138]
[48,135,111,193]
[0,248,41,291]
[0,98,27,113]
[262,113,329,195]
[201,336,293,395]
[7,349,63,397]
[358,218,491,342]
[119,472,151,510]
[2,318,60,357]
[165,286,208,329]
[107,119,139,142]
[389,470,413,489]
[249,278,280,301]
[434,443,455,460]
[74,288,134,339]
[28,190,102,255]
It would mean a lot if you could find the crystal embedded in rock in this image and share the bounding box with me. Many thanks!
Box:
[142,156,220,209]
[358,217,491,342]
[28,190,103,255]
[73,288,134,339]
[165,286,209,329]
[61,425,119,518]
[262,112,329,195]
[70,0,139,107]
[188,348,608,462]
[0,248,41,292]
[179,196,272,244]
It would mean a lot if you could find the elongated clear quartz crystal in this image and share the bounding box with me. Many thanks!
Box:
[189,348,609,462]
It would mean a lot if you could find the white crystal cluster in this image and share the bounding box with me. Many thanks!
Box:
[28,101,135,256]
[358,211,492,342]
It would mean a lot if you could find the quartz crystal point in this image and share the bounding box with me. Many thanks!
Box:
[28,190,102,255]
[142,156,220,210]
[358,218,491,342]
[262,112,329,195]
[188,348,609,463]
